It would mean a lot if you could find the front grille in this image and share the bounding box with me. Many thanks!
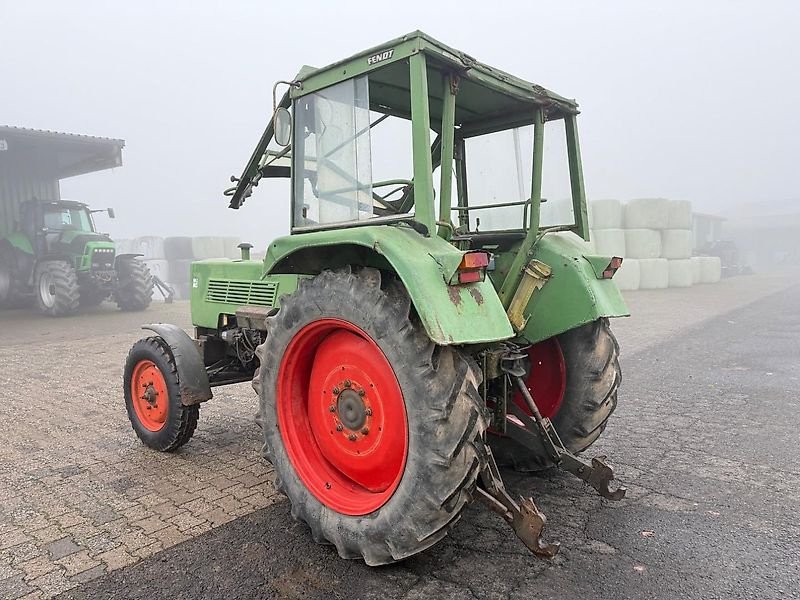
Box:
[91,248,115,270]
[206,279,277,307]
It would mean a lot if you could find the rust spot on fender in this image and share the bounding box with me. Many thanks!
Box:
[469,287,484,305]
[448,285,462,306]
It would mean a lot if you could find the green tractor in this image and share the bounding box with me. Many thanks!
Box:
[123,32,629,563]
[0,199,154,316]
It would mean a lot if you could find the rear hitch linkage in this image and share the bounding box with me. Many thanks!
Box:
[476,349,626,557]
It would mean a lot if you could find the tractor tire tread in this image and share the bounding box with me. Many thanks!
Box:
[116,258,154,311]
[35,260,80,316]
[253,268,487,565]
[123,337,199,451]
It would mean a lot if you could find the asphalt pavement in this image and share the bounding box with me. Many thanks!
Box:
[57,283,800,600]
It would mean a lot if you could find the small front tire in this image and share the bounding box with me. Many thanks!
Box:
[123,336,199,451]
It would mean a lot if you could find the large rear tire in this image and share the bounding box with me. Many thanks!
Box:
[491,318,621,472]
[123,337,199,451]
[35,260,80,316]
[115,257,154,311]
[253,268,487,565]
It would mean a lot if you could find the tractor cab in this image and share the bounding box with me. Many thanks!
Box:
[20,199,112,256]
[229,31,595,311]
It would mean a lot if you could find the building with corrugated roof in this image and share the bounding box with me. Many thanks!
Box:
[0,126,124,237]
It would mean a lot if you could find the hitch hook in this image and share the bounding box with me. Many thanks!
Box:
[476,446,560,557]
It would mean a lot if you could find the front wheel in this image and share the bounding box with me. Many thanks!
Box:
[35,260,80,316]
[253,268,487,565]
[123,337,199,451]
[491,318,621,472]
[115,257,154,311]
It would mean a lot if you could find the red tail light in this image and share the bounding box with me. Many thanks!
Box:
[452,251,490,285]
[602,256,624,279]
[459,251,490,270]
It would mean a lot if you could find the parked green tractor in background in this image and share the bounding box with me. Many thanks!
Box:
[0,199,153,316]
[123,31,629,563]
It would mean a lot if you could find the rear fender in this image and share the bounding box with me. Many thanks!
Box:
[514,234,629,344]
[264,226,514,346]
[142,324,212,406]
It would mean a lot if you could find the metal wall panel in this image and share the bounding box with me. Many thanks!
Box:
[0,147,60,238]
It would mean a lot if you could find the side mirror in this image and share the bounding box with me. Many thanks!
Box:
[273,107,292,147]
[107,208,116,219]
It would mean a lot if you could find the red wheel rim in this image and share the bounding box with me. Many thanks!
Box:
[130,360,169,432]
[277,318,408,516]
[512,337,566,419]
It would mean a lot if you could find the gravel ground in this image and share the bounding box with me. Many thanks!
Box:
[0,269,797,599]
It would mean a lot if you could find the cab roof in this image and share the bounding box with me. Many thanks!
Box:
[24,199,88,210]
[291,30,579,135]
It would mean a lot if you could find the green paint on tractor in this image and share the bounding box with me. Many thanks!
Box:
[124,31,631,565]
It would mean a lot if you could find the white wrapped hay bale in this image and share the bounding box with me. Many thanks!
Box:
[223,236,243,259]
[638,258,669,289]
[690,256,703,284]
[144,259,170,283]
[590,229,626,257]
[114,239,135,255]
[613,258,640,291]
[540,198,574,226]
[552,231,595,253]
[167,259,193,288]
[668,259,693,288]
[624,229,661,259]
[589,199,623,230]
[164,237,194,261]
[191,236,226,260]
[661,229,693,259]
[623,198,670,229]
[667,200,693,229]
[132,236,165,259]
[700,256,722,283]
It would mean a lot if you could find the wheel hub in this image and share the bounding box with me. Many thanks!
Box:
[336,388,367,431]
[130,360,168,432]
[142,383,159,407]
[276,318,408,516]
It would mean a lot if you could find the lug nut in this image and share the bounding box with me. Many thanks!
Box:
[336,424,343,432]
[358,389,365,397]
[348,433,357,441]
[361,427,369,435]
[365,408,372,416]
[328,405,336,412]
[344,380,351,388]
[332,386,340,395]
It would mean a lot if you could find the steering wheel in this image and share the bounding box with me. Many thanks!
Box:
[372,179,414,213]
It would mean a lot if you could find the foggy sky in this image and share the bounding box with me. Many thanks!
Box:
[2,0,798,247]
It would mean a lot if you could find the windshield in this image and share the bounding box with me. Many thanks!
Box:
[462,119,574,232]
[43,206,94,232]
[293,76,374,227]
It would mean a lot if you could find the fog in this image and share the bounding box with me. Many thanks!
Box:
[2,0,799,248]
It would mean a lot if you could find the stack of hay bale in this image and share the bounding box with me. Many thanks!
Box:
[589,198,721,292]
[113,236,243,300]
